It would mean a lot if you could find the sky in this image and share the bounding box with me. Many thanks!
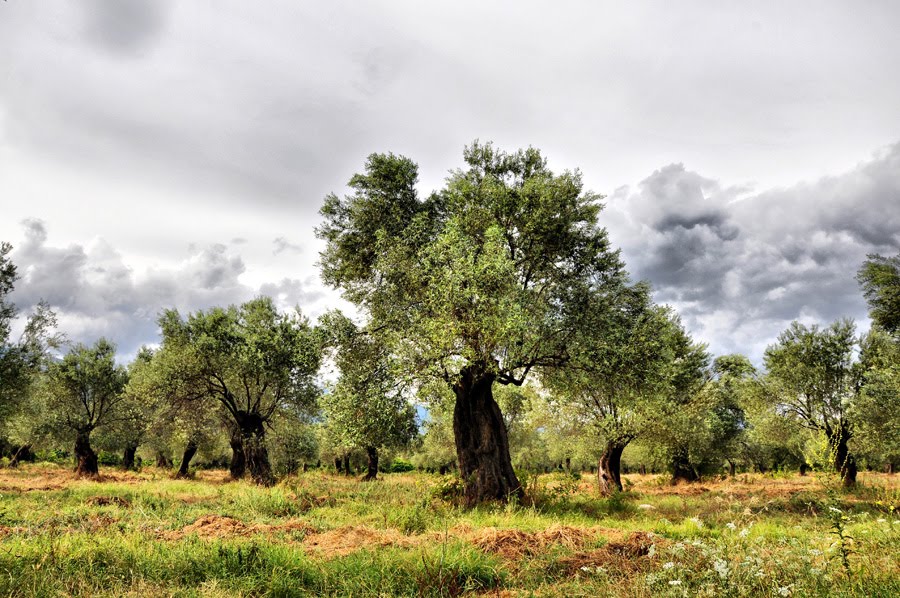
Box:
[1,1,899,364]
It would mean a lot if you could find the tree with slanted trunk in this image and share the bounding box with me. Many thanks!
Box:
[763,320,862,488]
[317,143,626,504]
[43,338,128,477]
[319,311,417,481]
[546,285,707,494]
[154,297,321,486]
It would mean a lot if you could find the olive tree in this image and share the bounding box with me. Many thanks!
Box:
[155,297,321,485]
[320,311,417,480]
[763,320,861,487]
[318,143,626,504]
[44,338,128,476]
[858,252,900,334]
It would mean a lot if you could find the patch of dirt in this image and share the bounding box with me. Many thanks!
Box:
[467,525,596,559]
[303,526,419,558]
[160,515,316,540]
[86,495,131,508]
[557,531,661,575]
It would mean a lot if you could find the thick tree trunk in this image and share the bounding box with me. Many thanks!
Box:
[235,411,274,486]
[830,427,857,488]
[597,441,627,495]
[799,462,809,476]
[334,457,343,474]
[8,444,33,468]
[176,440,198,479]
[155,451,173,469]
[74,431,99,477]
[342,454,351,476]
[670,447,699,484]
[452,364,522,505]
[362,446,379,481]
[229,428,246,479]
[122,445,138,471]
[727,459,736,478]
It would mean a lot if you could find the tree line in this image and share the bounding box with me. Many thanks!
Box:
[1,144,898,504]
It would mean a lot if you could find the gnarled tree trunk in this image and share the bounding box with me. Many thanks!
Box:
[334,456,343,473]
[229,427,246,479]
[452,364,522,505]
[597,440,628,495]
[74,430,99,477]
[176,439,198,479]
[362,446,379,481]
[829,426,857,488]
[342,454,351,476]
[122,445,138,471]
[235,411,274,486]
[670,447,699,484]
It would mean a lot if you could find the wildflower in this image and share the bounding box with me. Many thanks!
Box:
[669,580,682,586]
[674,542,686,552]
[877,518,886,523]
[663,561,675,570]
[828,506,842,514]
[777,585,792,596]
[726,522,737,530]
[808,549,822,556]
[739,527,751,538]
[689,516,704,528]
[648,544,657,557]
[713,558,729,580]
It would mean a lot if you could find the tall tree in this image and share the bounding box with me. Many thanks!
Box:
[763,320,860,487]
[852,327,900,473]
[318,143,626,504]
[155,297,321,486]
[44,339,128,476]
[320,311,417,481]
[858,252,900,334]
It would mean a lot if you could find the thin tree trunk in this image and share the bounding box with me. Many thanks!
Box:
[597,440,627,495]
[670,447,700,484]
[122,445,138,471]
[342,454,351,476]
[362,446,379,481]
[452,364,522,505]
[830,427,857,488]
[727,459,736,478]
[176,440,198,479]
[334,456,343,473]
[888,462,895,475]
[236,411,274,486]
[8,444,32,468]
[74,431,99,477]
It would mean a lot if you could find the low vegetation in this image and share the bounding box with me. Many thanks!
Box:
[1,464,898,596]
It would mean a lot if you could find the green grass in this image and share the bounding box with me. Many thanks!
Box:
[0,465,898,596]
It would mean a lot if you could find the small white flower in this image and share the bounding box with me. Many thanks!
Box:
[669,580,682,586]
[828,507,842,514]
[713,558,729,580]
[648,544,656,557]
[674,542,686,552]
[726,522,737,530]
[689,516,704,528]
[877,518,886,523]
[808,549,822,556]
[580,566,591,572]
[739,527,751,538]
[663,561,675,570]
[777,585,792,596]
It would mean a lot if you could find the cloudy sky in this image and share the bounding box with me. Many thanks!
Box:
[1,1,899,363]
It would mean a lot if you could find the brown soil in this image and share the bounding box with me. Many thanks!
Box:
[467,525,597,560]
[557,531,662,575]
[303,526,419,558]
[160,515,316,540]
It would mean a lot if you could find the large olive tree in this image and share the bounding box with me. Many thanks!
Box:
[318,143,626,504]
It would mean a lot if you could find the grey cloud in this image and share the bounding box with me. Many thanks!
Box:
[606,143,900,361]
[81,0,170,54]
[272,237,303,256]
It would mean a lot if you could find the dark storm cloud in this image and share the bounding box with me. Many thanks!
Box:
[7,222,327,359]
[606,143,900,360]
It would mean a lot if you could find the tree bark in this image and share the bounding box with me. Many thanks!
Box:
[74,431,99,477]
[829,426,857,488]
[452,364,522,505]
[888,462,895,475]
[122,445,138,471]
[235,411,274,486]
[8,444,33,468]
[334,456,343,473]
[727,459,736,478]
[342,454,351,476]
[176,439,198,479]
[670,447,700,484]
[362,446,379,481]
[597,441,627,495]
[229,428,246,479]
[155,451,173,469]
[799,462,809,476]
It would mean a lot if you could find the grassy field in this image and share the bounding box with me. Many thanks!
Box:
[0,464,898,597]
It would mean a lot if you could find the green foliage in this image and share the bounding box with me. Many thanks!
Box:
[858,252,900,334]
